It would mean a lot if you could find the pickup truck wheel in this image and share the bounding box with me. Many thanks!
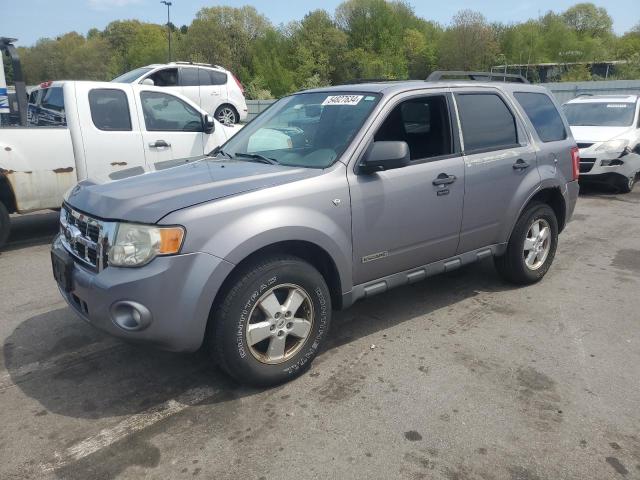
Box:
[494,202,558,285]
[210,255,332,387]
[0,202,10,249]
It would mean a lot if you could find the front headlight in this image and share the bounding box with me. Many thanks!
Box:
[108,223,185,267]
[596,139,629,152]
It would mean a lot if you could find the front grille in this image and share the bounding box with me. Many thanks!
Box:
[577,142,594,149]
[580,158,596,173]
[60,205,109,270]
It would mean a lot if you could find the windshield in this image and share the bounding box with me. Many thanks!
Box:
[215,92,381,168]
[563,102,636,127]
[112,67,154,83]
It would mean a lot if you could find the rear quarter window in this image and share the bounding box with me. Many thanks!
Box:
[88,89,132,131]
[514,92,567,143]
[455,93,518,153]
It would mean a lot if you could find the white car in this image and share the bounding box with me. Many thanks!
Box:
[0,80,240,247]
[112,62,248,125]
[563,95,640,193]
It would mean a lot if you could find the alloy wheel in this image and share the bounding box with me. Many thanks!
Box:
[245,283,314,364]
[523,218,551,270]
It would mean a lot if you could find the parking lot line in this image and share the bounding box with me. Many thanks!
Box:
[41,385,218,473]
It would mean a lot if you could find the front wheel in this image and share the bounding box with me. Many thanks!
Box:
[494,202,558,285]
[617,174,636,194]
[209,255,332,387]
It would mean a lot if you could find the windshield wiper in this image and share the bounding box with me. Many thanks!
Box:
[234,152,280,165]
[209,146,232,159]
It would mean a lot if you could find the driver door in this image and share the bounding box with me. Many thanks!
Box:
[135,90,206,170]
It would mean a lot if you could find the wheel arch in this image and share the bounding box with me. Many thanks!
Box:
[515,186,567,235]
[0,174,18,214]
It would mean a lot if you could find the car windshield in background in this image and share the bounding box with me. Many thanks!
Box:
[111,67,154,83]
[563,102,636,127]
[215,92,381,168]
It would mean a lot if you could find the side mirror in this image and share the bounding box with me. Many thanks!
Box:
[141,78,155,86]
[203,114,215,134]
[359,141,410,174]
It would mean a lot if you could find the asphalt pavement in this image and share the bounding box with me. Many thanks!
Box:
[0,188,639,480]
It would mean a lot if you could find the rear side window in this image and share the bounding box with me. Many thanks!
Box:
[455,93,518,153]
[88,89,132,131]
[199,68,227,86]
[180,67,200,87]
[514,92,566,142]
[41,87,65,112]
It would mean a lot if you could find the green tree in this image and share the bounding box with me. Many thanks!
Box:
[562,3,613,37]
[438,10,498,70]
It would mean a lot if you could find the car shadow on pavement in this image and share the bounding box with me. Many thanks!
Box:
[3,258,516,422]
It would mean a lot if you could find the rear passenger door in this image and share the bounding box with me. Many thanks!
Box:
[78,86,148,181]
[454,89,539,253]
[178,67,201,107]
[198,68,226,115]
[512,91,574,184]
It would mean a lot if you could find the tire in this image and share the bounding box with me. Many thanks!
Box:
[209,255,332,387]
[494,202,558,285]
[0,202,11,249]
[617,174,636,194]
[214,104,238,125]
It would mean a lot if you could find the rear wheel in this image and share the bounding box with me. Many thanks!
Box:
[214,104,238,125]
[0,202,11,249]
[209,255,331,387]
[494,202,558,285]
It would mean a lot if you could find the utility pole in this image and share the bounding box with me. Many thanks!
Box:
[160,1,172,62]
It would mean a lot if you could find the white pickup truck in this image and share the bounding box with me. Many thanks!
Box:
[0,80,239,247]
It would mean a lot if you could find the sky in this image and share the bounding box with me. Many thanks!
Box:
[0,0,637,47]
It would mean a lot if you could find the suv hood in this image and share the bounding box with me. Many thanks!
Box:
[570,125,631,143]
[66,158,323,223]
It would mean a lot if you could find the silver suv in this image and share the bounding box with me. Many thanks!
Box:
[52,72,580,386]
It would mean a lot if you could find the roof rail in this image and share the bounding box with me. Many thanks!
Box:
[426,71,529,84]
[171,61,223,69]
[338,78,406,85]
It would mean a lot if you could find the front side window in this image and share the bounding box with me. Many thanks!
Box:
[140,91,203,132]
[514,92,567,143]
[180,67,200,87]
[455,93,518,153]
[89,89,132,131]
[562,102,636,127]
[112,67,153,83]
[218,92,380,168]
[146,68,178,87]
[374,95,452,160]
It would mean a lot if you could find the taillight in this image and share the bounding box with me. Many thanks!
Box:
[232,74,244,94]
[571,146,580,180]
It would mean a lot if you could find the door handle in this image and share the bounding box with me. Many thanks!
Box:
[149,140,171,148]
[432,173,457,186]
[512,159,530,170]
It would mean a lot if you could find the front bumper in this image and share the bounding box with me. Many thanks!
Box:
[579,150,640,179]
[52,235,234,352]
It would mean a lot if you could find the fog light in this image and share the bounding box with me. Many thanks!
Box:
[601,159,624,166]
[110,301,152,331]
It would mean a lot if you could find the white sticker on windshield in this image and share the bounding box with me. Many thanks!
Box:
[322,95,363,106]
[607,104,629,108]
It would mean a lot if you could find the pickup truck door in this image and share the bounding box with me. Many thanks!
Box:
[135,90,206,169]
[348,92,465,285]
[74,84,148,181]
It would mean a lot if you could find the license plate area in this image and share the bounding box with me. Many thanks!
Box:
[51,247,74,293]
